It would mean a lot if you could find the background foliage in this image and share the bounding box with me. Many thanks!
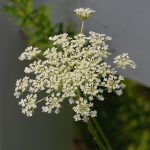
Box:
[3,0,64,49]
[2,0,150,150]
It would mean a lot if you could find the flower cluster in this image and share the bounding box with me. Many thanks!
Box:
[14,8,136,122]
[18,94,37,117]
[74,8,95,20]
[14,31,135,121]
[113,53,136,69]
[19,46,41,61]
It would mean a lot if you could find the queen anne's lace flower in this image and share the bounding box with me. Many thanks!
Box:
[14,76,29,98]
[14,8,136,122]
[19,46,41,60]
[73,98,95,122]
[113,53,136,69]
[19,94,37,117]
[74,8,95,20]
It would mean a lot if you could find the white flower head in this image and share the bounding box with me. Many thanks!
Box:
[114,53,136,69]
[19,94,37,117]
[74,8,95,20]
[73,98,96,122]
[19,46,41,61]
[14,8,136,122]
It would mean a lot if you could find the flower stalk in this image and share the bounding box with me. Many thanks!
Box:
[92,118,113,150]
[80,21,84,34]
[87,118,113,150]
[87,119,107,150]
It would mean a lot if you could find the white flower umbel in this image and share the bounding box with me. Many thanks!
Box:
[113,53,136,69]
[74,8,95,33]
[74,8,95,21]
[14,8,136,122]
[19,94,37,117]
[19,46,41,61]
[73,98,95,122]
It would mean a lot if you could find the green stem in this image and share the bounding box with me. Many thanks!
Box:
[80,21,84,34]
[92,118,113,150]
[76,88,111,150]
[87,120,107,150]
